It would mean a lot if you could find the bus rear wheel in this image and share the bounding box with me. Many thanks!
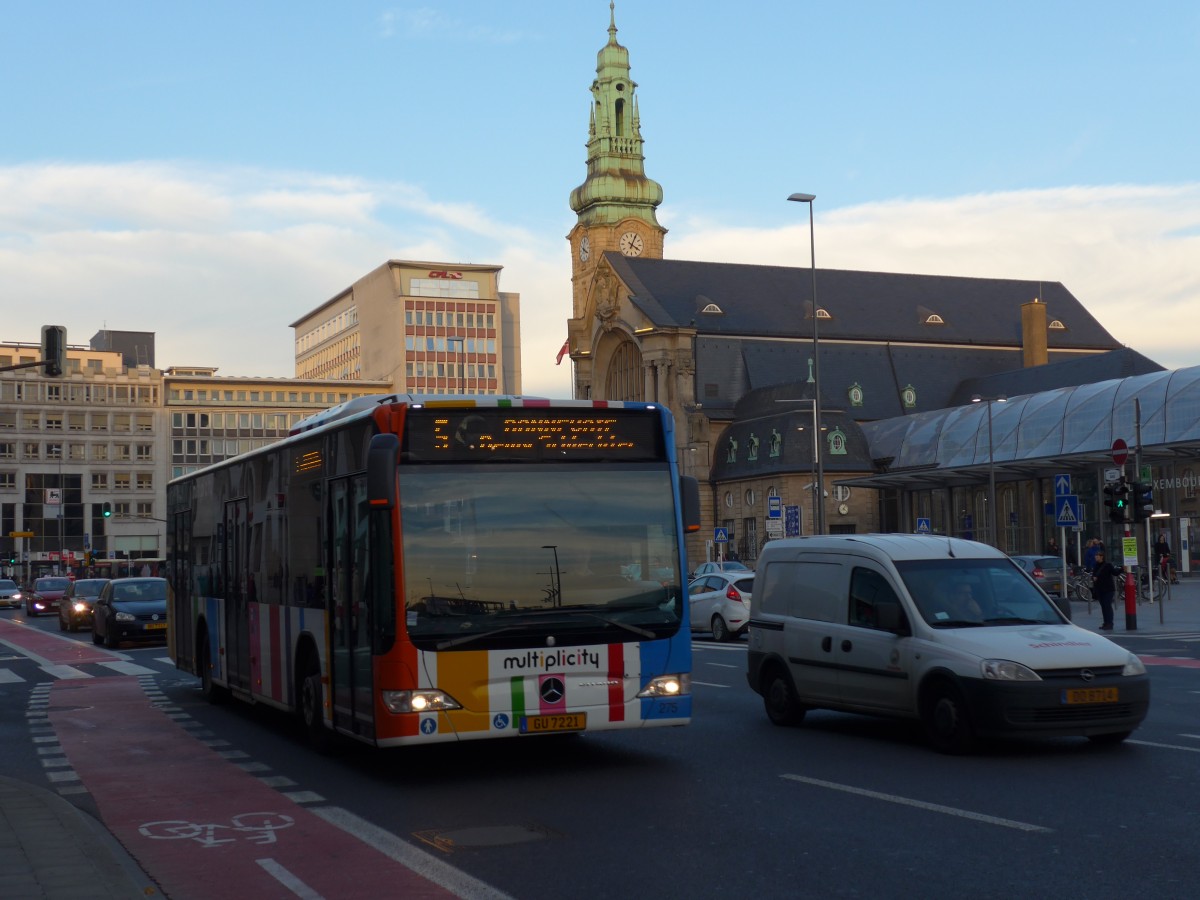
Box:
[198,632,227,704]
[299,659,334,754]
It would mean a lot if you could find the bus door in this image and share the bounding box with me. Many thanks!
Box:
[330,476,374,738]
[223,499,250,692]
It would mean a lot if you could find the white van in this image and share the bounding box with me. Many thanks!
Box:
[746,534,1150,752]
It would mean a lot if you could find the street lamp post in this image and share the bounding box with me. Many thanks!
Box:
[788,192,824,534]
[971,394,1007,546]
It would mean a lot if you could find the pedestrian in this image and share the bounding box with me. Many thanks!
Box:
[1044,536,1060,556]
[1083,537,1101,574]
[1091,548,1117,631]
[1153,531,1177,584]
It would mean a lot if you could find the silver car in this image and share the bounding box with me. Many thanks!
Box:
[0,579,22,609]
[687,572,753,642]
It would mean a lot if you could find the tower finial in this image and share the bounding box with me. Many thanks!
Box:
[609,1,617,43]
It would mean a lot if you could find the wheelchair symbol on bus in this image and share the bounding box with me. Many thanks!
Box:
[493,713,510,729]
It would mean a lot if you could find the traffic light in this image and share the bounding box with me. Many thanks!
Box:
[102,501,113,518]
[1103,479,1129,523]
[1132,481,1154,523]
[40,325,66,377]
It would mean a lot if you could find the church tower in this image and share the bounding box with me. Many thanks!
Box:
[567,3,666,326]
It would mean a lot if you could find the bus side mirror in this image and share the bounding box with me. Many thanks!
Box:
[367,433,400,510]
[680,475,701,533]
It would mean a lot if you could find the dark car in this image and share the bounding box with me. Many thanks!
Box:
[91,577,169,648]
[59,578,111,632]
[28,576,71,617]
[1009,554,1072,620]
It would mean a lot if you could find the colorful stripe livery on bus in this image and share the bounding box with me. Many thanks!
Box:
[166,395,701,749]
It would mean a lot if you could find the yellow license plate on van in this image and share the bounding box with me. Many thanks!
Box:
[519,713,586,734]
[1062,688,1118,705]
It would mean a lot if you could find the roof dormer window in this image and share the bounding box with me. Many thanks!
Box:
[1049,319,1066,330]
[924,314,945,325]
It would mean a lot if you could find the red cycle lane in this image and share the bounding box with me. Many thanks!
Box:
[0,616,125,666]
[49,677,457,900]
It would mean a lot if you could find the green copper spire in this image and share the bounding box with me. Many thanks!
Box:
[569,2,663,228]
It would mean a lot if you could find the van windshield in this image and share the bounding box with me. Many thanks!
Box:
[894,558,1064,628]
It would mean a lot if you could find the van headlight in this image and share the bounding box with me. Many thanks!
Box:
[1122,653,1146,676]
[981,659,1041,681]
[381,689,462,714]
[637,673,690,698]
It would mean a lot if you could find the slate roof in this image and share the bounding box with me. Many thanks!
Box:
[606,255,1131,419]
[607,255,1121,347]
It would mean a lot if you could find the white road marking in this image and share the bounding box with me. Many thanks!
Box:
[42,664,91,680]
[255,859,325,900]
[1127,739,1200,753]
[312,806,515,900]
[690,680,732,688]
[101,661,158,676]
[780,774,1052,833]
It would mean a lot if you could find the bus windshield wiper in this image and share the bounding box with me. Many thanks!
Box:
[435,625,524,651]
[568,611,656,639]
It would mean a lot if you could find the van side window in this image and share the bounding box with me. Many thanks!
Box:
[758,559,843,621]
[849,567,902,631]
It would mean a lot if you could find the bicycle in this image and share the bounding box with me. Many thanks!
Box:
[1111,569,1162,605]
[1067,569,1092,602]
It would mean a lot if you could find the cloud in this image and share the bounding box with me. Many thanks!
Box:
[2,162,1195,401]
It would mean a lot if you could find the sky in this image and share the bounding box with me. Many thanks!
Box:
[2,2,1198,398]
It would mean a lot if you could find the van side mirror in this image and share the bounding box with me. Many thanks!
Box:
[876,602,911,636]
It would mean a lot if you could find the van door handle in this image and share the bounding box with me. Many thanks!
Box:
[821,636,832,652]
[841,639,853,652]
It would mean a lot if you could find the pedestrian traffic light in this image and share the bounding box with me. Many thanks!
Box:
[101,501,112,518]
[40,325,66,377]
[1103,479,1128,523]
[1132,481,1154,523]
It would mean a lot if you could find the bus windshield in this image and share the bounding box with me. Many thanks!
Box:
[399,464,684,649]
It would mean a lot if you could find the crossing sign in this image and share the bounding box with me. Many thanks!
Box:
[916,517,932,534]
[714,527,729,544]
[1055,494,1081,528]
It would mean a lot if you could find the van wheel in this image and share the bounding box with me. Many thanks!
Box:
[711,615,731,643]
[763,668,806,727]
[923,681,976,754]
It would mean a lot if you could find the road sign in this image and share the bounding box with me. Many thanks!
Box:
[1054,474,1071,496]
[1103,467,1122,483]
[1055,495,1081,528]
[9,531,34,538]
[916,517,932,534]
[785,505,800,537]
[767,496,782,519]
[713,527,729,544]
[1111,439,1128,466]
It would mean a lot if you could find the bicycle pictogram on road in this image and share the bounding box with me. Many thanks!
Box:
[138,812,295,848]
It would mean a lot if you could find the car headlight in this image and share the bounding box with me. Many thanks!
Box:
[1123,653,1146,676]
[114,611,136,622]
[637,673,690,698]
[380,689,463,714]
[73,602,88,613]
[981,659,1042,681]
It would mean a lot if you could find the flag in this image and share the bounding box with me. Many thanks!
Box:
[555,339,570,365]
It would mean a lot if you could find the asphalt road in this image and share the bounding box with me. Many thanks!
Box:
[2,611,1199,899]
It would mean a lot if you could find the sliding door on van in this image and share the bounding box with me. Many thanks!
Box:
[835,564,913,714]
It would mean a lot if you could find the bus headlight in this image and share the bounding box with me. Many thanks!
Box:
[381,689,463,714]
[637,673,690,698]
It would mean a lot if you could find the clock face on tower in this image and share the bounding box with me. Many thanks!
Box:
[579,236,590,261]
[619,231,644,257]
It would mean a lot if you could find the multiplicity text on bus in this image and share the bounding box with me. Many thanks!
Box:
[166,395,700,749]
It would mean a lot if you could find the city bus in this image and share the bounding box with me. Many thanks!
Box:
[165,395,700,749]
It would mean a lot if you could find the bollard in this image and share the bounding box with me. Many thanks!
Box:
[1124,569,1137,631]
